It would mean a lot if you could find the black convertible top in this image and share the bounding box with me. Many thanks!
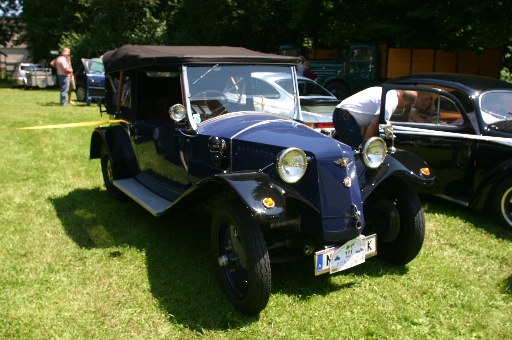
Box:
[103,45,301,73]
[387,73,512,92]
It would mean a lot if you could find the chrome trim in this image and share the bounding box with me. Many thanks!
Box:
[389,125,512,147]
[434,194,469,207]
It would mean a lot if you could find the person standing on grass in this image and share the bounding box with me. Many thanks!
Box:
[52,48,73,106]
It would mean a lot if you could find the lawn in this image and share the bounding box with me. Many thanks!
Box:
[0,82,511,339]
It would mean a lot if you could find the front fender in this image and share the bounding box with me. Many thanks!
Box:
[358,149,435,201]
[168,171,319,223]
[213,172,320,222]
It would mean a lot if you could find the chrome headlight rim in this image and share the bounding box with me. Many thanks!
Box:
[169,103,187,122]
[361,137,387,169]
[276,147,308,184]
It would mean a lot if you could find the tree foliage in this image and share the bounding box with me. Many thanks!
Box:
[16,0,512,70]
[0,0,23,47]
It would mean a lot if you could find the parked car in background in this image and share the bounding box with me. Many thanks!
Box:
[25,67,56,89]
[12,63,41,88]
[247,72,339,131]
[382,73,512,229]
[90,45,434,315]
[75,58,105,105]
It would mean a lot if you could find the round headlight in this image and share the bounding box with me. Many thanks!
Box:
[169,104,186,121]
[361,137,387,169]
[276,147,308,183]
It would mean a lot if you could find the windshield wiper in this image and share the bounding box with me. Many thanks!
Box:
[192,64,219,85]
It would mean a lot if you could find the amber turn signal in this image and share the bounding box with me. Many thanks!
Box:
[262,197,275,208]
[420,167,430,176]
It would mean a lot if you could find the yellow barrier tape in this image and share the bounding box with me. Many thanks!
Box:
[0,119,125,130]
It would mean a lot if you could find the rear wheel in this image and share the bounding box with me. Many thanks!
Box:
[325,82,350,100]
[211,201,271,315]
[100,143,127,201]
[364,178,425,265]
[492,177,512,230]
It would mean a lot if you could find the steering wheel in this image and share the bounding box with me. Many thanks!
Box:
[191,90,228,102]
[190,90,229,117]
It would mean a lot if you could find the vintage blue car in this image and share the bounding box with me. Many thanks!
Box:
[90,45,434,315]
[383,74,512,229]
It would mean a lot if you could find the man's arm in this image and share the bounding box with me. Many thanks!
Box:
[363,115,380,140]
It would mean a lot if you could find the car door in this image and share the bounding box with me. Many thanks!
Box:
[131,70,192,201]
[383,85,477,203]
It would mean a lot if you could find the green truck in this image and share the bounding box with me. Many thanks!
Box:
[276,43,502,99]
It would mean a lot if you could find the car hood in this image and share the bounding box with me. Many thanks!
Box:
[197,112,351,156]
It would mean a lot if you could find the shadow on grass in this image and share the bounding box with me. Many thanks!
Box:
[50,187,260,329]
[50,187,412,330]
[419,194,512,242]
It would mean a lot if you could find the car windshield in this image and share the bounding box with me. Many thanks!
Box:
[86,59,104,75]
[480,90,512,124]
[22,64,40,70]
[186,65,298,123]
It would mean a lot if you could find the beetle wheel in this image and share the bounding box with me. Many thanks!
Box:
[364,178,425,265]
[493,177,512,230]
[211,201,271,315]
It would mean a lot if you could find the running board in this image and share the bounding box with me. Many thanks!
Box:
[113,178,172,217]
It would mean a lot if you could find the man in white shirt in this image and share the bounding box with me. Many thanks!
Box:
[333,87,416,147]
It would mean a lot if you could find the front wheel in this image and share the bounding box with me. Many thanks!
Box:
[211,201,271,315]
[364,178,425,265]
[76,84,86,102]
[492,177,512,230]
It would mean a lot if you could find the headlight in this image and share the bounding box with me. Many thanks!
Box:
[276,147,308,183]
[169,104,186,121]
[361,137,387,168]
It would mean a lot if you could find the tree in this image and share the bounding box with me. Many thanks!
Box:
[0,0,23,47]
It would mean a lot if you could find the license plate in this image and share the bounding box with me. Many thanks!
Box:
[314,234,377,276]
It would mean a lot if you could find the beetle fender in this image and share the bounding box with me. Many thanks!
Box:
[471,159,512,211]
[359,149,435,201]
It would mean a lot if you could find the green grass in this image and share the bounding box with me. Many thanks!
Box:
[0,80,511,339]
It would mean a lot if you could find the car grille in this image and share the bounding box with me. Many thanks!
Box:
[235,146,275,171]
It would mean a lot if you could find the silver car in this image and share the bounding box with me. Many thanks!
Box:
[12,63,41,88]
[224,72,339,131]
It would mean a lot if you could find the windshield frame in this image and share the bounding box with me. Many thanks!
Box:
[183,65,300,130]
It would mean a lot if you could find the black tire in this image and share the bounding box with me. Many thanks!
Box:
[100,143,127,201]
[492,177,512,230]
[325,82,350,100]
[76,84,86,102]
[211,201,271,315]
[364,178,425,265]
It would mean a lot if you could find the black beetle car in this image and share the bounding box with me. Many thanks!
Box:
[90,45,434,315]
[383,73,512,229]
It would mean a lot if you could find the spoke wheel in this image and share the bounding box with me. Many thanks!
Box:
[211,201,270,315]
[100,143,127,201]
[365,178,425,265]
